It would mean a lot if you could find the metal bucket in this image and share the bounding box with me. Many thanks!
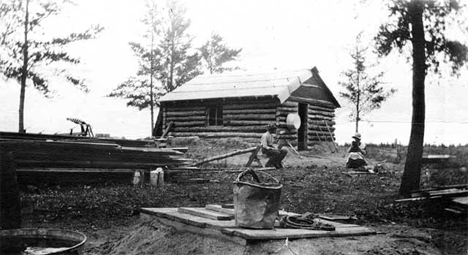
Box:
[233,169,282,229]
[0,228,87,254]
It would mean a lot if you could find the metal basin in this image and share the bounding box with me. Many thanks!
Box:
[0,228,87,254]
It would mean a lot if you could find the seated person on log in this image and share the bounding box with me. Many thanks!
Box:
[261,123,288,169]
[346,132,368,170]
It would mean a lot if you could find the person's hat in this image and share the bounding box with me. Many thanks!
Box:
[352,133,361,140]
[266,123,277,131]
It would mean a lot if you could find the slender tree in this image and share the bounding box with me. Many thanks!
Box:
[199,32,242,74]
[156,0,201,92]
[0,0,102,133]
[375,0,468,196]
[108,0,163,135]
[340,34,395,133]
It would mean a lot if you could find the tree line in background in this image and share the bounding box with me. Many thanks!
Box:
[106,0,242,135]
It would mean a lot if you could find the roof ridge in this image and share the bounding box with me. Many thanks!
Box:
[196,68,311,78]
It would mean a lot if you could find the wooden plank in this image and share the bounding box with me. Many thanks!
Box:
[16,167,138,173]
[422,155,455,164]
[451,196,468,206]
[193,147,257,166]
[428,189,468,197]
[178,207,234,220]
[140,207,375,241]
[227,226,375,240]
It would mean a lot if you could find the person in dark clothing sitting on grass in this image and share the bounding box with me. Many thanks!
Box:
[261,123,288,169]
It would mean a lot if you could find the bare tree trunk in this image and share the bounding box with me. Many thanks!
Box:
[19,0,29,133]
[399,0,426,196]
[150,31,154,137]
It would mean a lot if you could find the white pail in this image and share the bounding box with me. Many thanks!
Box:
[150,168,164,187]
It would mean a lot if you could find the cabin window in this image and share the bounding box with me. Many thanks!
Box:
[206,106,223,126]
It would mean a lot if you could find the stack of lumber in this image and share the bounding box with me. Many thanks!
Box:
[0,139,193,171]
[0,131,157,148]
[396,184,468,214]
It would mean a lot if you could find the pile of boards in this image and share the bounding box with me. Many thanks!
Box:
[0,131,192,174]
[396,184,468,214]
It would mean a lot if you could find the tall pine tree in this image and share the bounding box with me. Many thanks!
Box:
[340,33,395,133]
[199,32,242,74]
[375,0,468,196]
[0,0,102,133]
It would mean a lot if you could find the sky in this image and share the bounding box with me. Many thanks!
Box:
[1,0,467,145]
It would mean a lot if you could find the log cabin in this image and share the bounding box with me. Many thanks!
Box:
[158,67,340,150]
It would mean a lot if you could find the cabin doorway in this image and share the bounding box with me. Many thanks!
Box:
[298,103,308,150]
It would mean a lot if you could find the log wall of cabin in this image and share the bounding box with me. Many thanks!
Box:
[162,98,279,139]
[280,99,337,148]
[162,97,337,148]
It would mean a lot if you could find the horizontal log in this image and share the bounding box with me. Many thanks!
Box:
[309,120,336,126]
[166,110,206,117]
[224,102,278,110]
[307,130,335,136]
[169,132,263,138]
[224,114,275,120]
[308,128,336,134]
[165,106,206,112]
[308,115,334,121]
[166,116,206,121]
[289,96,336,108]
[173,126,267,132]
[224,109,276,114]
[308,105,335,112]
[226,120,274,126]
[281,101,299,107]
[277,134,298,140]
[308,110,335,117]
[277,107,298,113]
[308,136,335,142]
[307,124,335,130]
[173,121,206,127]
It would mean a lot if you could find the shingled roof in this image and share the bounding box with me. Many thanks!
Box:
[159,67,339,106]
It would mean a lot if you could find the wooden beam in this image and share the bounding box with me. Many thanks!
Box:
[161,122,174,138]
[192,147,258,166]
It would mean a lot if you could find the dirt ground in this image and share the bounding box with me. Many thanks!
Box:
[19,140,468,254]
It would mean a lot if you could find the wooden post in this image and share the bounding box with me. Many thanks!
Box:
[161,122,174,138]
[325,121,339,153]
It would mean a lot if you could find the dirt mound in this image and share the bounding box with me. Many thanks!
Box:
[89,218,243,255]
[88,218,444,255]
